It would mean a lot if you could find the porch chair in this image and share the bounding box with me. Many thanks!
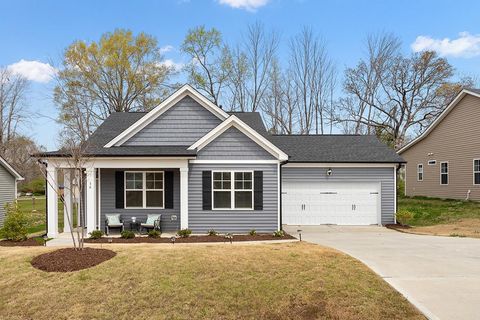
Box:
[105,214,124,235]
[140,214,162,234]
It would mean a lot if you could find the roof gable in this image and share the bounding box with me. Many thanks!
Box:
[398,89,480,154]
[0,157,23,180]
[104,84,229,148]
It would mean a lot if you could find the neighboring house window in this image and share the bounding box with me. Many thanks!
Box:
[474,159,480,185]
[213,171,253,210]
[428,160,436,165]
[440,162,448,185]
[125,171,164,208]
[417,164,423,181]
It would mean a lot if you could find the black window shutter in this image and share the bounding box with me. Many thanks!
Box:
[254,171,263,210]
[165,171,174,209]
[115,171,124,209]
[202,171,212,210]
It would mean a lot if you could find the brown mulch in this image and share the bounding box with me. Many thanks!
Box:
[0,237,44,247]
[85,233,296,244]
[31,248,116,272]
[385,223,412,230]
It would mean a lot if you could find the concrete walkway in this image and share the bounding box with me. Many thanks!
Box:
[283,225,480,320]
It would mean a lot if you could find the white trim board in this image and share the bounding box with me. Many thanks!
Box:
[283,163,398,168]
[398,89,480,154]
[190,160,280,164]
[188,115,289,161]
[104,84,229,148]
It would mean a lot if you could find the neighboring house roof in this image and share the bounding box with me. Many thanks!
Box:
[0,157,24,180]
[398,88,480,154]
[269,135,405,163]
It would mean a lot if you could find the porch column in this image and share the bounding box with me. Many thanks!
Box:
[46,166,58,238]
[180,167,189,229]
[85,167,97,234]
[63,170,73,233]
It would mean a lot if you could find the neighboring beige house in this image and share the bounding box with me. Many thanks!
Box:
[399,89,480,201]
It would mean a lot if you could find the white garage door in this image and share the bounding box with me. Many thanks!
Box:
[282,181,380,225]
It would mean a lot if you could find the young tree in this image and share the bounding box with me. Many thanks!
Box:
[55,29,173,143]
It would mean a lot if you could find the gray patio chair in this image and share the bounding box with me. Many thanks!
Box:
[105,214,124,235]
[140,214,161,233]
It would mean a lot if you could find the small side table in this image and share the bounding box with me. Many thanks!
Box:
[129,221,140,233]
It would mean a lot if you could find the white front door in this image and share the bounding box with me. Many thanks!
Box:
[282,181,380,225]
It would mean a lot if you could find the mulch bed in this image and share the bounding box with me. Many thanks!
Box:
[385,224,412,230]
[0,237,44,247]
[31,248,116,272]
[85,233,296,244]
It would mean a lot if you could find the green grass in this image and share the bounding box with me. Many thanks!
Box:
[398,196,480,226]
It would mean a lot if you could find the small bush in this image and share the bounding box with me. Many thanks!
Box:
[120,230,135,239]
[177,228,192,238]
[0,203,30,241]
[249,229,257,236]
[273,230,285,238]
[148,230,161,238]
[89,230,104,239]
[396,209,414,226]
[207,229,217,236]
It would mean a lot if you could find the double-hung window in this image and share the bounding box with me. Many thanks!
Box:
[125,171,164,208]
[213,171,253,210]
[440,162,448,185]
[474,159,480,185]
[417,164,424,181]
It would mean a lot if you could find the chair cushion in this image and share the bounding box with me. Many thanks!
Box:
[106,214,121,225]
[145,214,161,226]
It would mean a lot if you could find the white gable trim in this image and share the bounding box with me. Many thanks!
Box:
[398,89,480,154]
[188,115,289,161]
[104,84,229,148]
[0,157,24,180]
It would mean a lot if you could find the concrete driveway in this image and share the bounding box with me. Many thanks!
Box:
[283,225,480,320]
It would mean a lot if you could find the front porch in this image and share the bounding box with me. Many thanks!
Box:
[45,158,191,239]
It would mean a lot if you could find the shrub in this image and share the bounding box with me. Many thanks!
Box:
[396,209,414,226]
[0,203,30,241]
[207,229,217,236]
[249,229,257,236]
[148,230,161,238]
[273,230,285,237]
[177,228,192,238]
[120,230,135,239]
[89,230,104,239]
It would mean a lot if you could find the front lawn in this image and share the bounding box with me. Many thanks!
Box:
[398,196,480,238]
[0,242,423,320]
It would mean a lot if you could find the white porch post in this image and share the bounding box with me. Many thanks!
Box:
[63,170,73,233]
[85,167,97,234]
[180,167,189,229]
[46,166,58,238]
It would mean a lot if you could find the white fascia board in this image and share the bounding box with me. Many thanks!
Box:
[188,115,289,161]
[0,157,24,180]
[104,84,229,148]
[44,157,192,169]
[190,160,280,164]
[283,162,398,168]
[398,89,480,154]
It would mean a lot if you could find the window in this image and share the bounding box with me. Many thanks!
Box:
[417,164,423,181]
[474,159,480,185]
[440,162,448,185]
[428,160,437,165]
[125,171,164,208]
[213,171,253,210]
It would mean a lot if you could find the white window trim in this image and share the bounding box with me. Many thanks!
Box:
[124,171,165,209]
[212,170,254,211]
[417,164,424,182]
[440,162,449,185]
[473,159,480,185]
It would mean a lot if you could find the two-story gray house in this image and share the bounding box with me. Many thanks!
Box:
[38,85,404,238]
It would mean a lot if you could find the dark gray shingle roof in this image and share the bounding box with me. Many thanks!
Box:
[227,112,267,134]
[269,135,405,163]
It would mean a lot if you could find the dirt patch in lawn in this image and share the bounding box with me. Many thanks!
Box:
[85,233,296,243]
[0,237,44,247]
[387,219,480,239]
[31,248,116,272]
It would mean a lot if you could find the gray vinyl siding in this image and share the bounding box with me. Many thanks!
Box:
[100,168,180,232]
[124,96,222,146]
[188,163,279,233]
[281,167,396,224]
[197,127,275,160]
[0,165,15,226]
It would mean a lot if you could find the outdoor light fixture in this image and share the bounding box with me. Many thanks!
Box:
[224,233,233,244]
[108,238,113,244]
[42,235,48,247]
[170,236,176,245]
[326,168,332,176]
[297,229,302,241]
